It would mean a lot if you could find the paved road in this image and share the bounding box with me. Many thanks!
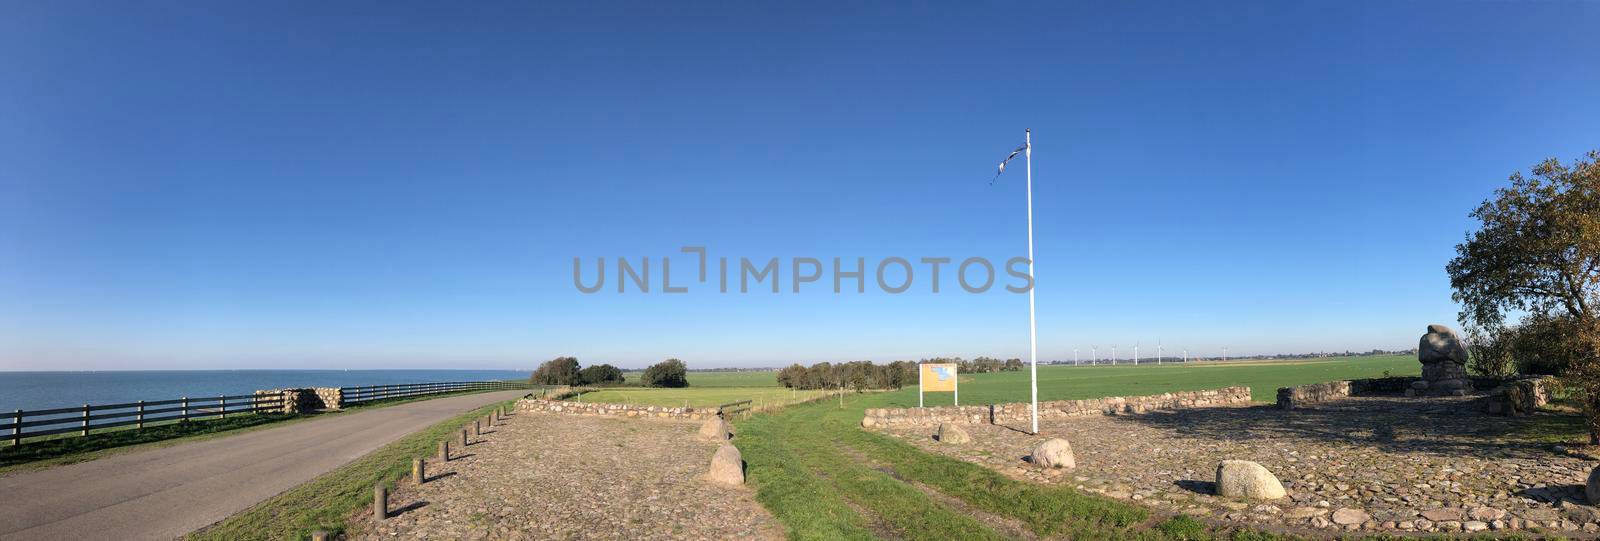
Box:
[0,390,529,541]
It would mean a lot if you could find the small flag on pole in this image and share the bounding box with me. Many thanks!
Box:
[991,142,1028,185]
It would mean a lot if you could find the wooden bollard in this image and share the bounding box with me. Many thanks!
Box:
[438,440,449,462]
[472,420,480,436]
[311,531,330,541]
[460,428,468,446]
[412,458,425,484]
[374,484,388,520]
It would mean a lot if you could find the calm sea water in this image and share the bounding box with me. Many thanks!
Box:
[0,370,530,413]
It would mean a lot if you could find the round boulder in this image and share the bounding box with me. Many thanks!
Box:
[1216,460,1286,500]
[1419,324,1469,365]
[1030,438,1075,469]
[699,418,733,441]
[936,423,971,444]
[709,443,744,485]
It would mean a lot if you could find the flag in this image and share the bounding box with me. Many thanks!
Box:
[991,141,1029,185]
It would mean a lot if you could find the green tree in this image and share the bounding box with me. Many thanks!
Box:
[578,363,625,385]
[530,356,582,386]
[1448,151,1600,440]
[641,358,689,388]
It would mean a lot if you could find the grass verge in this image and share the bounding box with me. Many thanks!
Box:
[186,398,517,541]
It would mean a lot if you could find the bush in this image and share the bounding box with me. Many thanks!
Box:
[641,359,689,388]
[530,356,582,386]
[578,363,625,385]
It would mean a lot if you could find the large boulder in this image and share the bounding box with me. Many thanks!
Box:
[1215,460,1286,500]
[1030,438,1075,469]
[1415,324,1471,395]
[936,423,971,444]
[1587,466,1600,504]
[699,418,733,440]
[709,443,744,485]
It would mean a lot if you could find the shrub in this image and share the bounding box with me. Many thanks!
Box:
[530,356,582,386]
[641,358,689,388]
[578,363,625,385]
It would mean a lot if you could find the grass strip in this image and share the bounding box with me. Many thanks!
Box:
[186,398,517,541]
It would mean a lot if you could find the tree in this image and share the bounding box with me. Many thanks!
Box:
[1448,151,1600,440]
[531,356,582,386]
[641,358,689,388]
[579,363,625,385]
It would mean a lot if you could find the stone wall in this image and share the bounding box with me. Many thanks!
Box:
[516,397,721,420]
[1276,375,1553,415]
[1275,381,1351,409]
[1482,376,1553,416]
[859,386,1252,428]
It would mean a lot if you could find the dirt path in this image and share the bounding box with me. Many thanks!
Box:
[0,390,529,541]
[348,411,784,540]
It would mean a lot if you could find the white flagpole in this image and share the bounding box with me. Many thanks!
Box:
[1025,128,1038,436]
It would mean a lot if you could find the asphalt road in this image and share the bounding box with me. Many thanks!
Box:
[0,389,529,541]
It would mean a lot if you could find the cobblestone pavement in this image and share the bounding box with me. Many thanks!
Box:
[349,411,784,541]
[879,396,1600,537]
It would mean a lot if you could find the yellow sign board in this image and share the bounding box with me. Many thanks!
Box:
[920,363,958,392]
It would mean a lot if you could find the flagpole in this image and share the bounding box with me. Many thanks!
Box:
[1025,128,1038,436]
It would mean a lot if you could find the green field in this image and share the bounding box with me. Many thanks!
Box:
[906,355,1419,407]
[575,386,831,408]
[617,370,781,387]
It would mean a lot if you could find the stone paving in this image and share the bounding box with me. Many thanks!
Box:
[348,411,783,541]
[878,395,1600,537]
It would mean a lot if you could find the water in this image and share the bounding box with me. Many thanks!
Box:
[0,370,530,413]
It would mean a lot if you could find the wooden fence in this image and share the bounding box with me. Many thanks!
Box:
[4,380,532,446]
[718,399,753,421]
[338,381,530,405]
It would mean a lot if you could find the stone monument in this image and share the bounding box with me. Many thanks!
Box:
[1410,324,1471,396]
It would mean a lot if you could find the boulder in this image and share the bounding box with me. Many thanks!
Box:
[699,418,733,440]
[1331,507,1370,525]
[1030,438,1075,469]
[1416,324,1471,394]
[936,423,971,444]
[1215,460,1286,500]
[1586,465,1600,504]
[708,443,744,485]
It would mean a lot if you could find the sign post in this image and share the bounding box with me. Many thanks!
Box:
[919,363,959,407]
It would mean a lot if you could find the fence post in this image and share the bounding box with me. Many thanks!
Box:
[374,484,388,520]
[438,440,449,462]
[137,401,146,429]
[219,395,226,420]
[81,404,90,436]
[412,458,426,484]
[181,397,190,423]
[12,409,21,446]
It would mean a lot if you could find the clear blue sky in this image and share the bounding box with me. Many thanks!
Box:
[3,2,1597,371]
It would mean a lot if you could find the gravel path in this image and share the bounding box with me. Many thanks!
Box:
[878,396,1600,537]
[349,410,783,541]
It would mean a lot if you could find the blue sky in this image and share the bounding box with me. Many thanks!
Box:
[2,2,1597,371]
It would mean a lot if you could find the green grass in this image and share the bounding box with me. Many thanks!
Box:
[733,355,1474,541]
[908,355,1419,407]
[573,386,831,408]
[617,369,781,387]
[187,398,518,541]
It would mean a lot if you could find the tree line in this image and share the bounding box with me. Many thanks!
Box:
[774,357,1023,391]
[529,357,690,388]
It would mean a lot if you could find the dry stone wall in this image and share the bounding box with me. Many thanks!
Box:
[1275,375,1552,416]
[516,397,721,420]
[860,386,1252,428]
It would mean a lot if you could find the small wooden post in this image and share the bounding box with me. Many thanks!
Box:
[81,404,90,436]
[412,458,425,484]
[311,531,330,541]
[472,420,480,436]
[219,395,226,419]
[181,397,190,423]
[12,410,21,446]
[438,440,449,462]
[137,401,146,429]
[373,484,388,520]
[460,428,468,446]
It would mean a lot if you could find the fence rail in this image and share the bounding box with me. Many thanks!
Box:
[718,399,753,420]
[6,380,531,446]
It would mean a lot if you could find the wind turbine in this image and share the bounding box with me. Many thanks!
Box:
[1092,345,1098,365]
[1074,348,1079,366]
[1111,345,1118,365]
[1183,348,1188,363]
[1134,340,1140,366]
[1157,341,1163,365]
[1223,346,1229,362]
